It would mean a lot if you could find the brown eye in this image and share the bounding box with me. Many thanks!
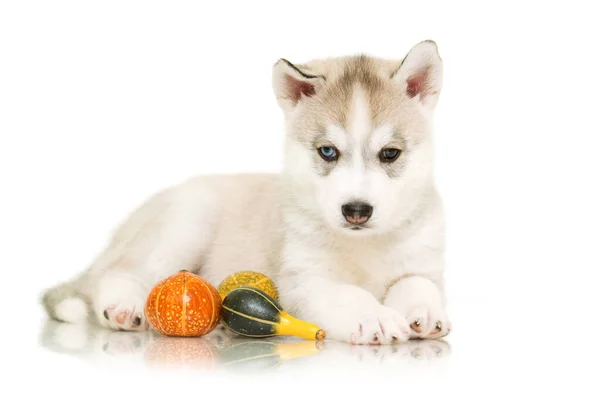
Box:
[379,148,401,163]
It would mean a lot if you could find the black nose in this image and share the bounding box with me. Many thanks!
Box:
[341,202,373,225]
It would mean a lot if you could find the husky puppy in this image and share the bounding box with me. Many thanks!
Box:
[42,40,451,345]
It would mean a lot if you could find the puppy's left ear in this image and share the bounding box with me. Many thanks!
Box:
[392,40,443,111]
[272,59,325,114]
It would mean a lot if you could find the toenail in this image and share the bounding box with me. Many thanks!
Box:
[435,321,442,331]
[133,316,141,326]
[103,310,109,320]
[410,322,422,333]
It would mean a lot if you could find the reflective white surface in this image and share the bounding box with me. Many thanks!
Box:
[28,297,596,391]
[4,283,595,399]
[38,319,452,373]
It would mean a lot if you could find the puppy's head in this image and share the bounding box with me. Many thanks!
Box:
[273,41,443,235]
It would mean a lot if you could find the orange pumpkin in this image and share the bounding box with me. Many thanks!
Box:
[144,270,221,337]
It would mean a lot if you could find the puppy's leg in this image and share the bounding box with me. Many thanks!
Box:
[89,183,220,331]
[281,274,410,345]
[383,274,451,339]
[43,178,221,331]
[91,226,212,332]
[92,269,152,331]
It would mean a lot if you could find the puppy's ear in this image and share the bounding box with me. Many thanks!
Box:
[392,40,443,111]
[272,59,325,113]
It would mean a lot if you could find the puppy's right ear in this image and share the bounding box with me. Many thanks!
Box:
[272,59,325,113]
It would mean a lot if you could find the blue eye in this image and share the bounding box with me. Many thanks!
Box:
[318,146,338,161]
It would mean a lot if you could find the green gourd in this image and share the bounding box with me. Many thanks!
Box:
[220,286,326,341]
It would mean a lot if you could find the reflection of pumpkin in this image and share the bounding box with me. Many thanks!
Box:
[144,336,217,370]
[217,271,279,300]
[144,270,221,337]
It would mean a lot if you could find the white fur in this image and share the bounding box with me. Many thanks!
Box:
[318,89,374,230]
[41,41,450,345]
[94,271,149,331]
[369,123,395,153]
[348,87,372,147]
[54,297,88,324]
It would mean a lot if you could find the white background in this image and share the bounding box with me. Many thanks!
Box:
[1,0,599,398]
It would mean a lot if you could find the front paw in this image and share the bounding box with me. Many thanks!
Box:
[403,303,451,340]
[383,276,452,340]
[328,306,410,345]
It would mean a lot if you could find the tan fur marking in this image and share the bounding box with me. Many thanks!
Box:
[291,54,422,152]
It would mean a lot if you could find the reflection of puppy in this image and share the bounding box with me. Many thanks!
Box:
[348,339,452,364]
[41,40,451,345]
[39,319,232,367]
[39,319,153,360]
[403,339,451,361]
[40,318,450,373]
[271,339,452,373]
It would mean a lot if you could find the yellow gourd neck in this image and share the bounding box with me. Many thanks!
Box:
[275,311,325,341]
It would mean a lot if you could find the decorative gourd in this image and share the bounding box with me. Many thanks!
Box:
[217,271,279,300]
[220,286,326,341]
[144,270,221,337]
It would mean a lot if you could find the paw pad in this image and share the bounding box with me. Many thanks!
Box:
[101,304,146,331]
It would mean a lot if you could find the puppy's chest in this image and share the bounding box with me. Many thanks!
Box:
[333,244,404,301]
